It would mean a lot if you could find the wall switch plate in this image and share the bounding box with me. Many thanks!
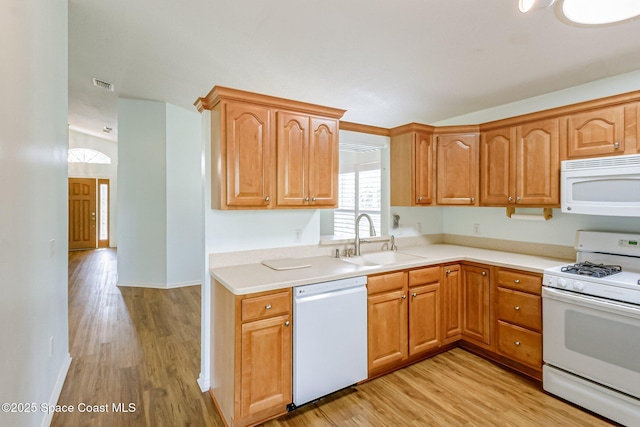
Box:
[473,224,481,235]
[294,229,302,243]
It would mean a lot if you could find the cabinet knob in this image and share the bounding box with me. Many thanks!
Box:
[418,196,423,202]
[285,321,290,327]
[265,304,272,310]
[514,341,521,346]
[312,197,317,201]
[482,271,486,276]
[446,269,451,275]
[614,141,620,149]
[508,196,513,202]
[516,196,521,203]
[514,279,520,284]
[401,294,407,300]
[470,197,475,203]
[305,196,309,201]
[514,306,520,311]
[412,292,417,298]
[265,196,270,202]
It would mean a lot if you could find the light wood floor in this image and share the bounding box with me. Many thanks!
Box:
[54,249,616,427]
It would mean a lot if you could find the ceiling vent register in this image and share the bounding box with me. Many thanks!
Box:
[92,78,114,92]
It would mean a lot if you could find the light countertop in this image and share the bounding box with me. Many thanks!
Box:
[211,244,572,295]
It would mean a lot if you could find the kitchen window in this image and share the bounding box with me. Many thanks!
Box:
[334,161,381,237]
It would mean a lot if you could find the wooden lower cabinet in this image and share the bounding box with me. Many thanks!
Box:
[211,283,292,427]
[461,264,491,347]
[441,264,462,344]
[240,314,292,420]
[367,267,442,375]
[495,268,543,374]
[367,271,408,373]
[408,267,441,356]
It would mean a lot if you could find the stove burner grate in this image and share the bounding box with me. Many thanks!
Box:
[561,261,622,278]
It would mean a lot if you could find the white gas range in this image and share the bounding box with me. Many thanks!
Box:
[542,231,640,426]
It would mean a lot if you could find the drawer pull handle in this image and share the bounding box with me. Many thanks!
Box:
[514,279,520,284]
[446,270,451,275]
[401,294,407,300]
[265,304,272,310]
[515,341,521,346]
[514,306,520,311]
[285,321,290,327]
[412,292,417,298]
[265,196,270,202]
[482,271,486,276]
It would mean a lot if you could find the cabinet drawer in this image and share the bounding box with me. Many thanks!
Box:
[409,266,440,287]
[497,269,541,295]
[497,321,541,370]
[241,291,291,322]
[368,271,407,294]
[497,288,541,331]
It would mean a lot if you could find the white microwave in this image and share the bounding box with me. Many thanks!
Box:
[561,154,640,217]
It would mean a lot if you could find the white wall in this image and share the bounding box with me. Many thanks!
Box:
[433,69,640,126]
[166,104,205,286]
[0,2,71,426]
[117,99,203,288]
[68,129,118,247]
[118,99,168,287]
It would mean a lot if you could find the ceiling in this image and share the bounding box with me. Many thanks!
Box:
[68,0,640,141]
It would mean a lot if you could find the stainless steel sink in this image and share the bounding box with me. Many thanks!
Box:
[339,251,423,267]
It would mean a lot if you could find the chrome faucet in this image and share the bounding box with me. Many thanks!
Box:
[354,213,376,256]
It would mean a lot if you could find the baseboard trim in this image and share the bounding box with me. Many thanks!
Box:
[117,281,201,289]
[41,353,72,427]
[197,373,210,392]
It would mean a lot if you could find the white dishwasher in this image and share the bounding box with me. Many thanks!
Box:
[292,276,368,408]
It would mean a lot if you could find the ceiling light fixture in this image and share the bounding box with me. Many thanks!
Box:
[562,0,640,25]
[519,0,640,25]
[518,0,556,13]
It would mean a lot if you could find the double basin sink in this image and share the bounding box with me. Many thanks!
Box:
[339,251,423,267]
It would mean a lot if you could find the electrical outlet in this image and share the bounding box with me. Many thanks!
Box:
[417,222,423,234]
[294,229,302,243]
[473,223,481,235]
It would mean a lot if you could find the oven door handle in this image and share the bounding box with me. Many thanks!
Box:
[542,287,640,319]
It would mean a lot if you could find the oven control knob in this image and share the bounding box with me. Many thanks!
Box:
[573,281,584,291]
[558,278,568,288]
[546,276,557,287]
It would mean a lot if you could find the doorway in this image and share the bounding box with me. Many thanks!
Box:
[68,178,110,249]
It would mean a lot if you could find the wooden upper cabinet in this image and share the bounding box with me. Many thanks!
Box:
[436,133,479,205]
[307,117,339,206]
[390,128,435,206]
[480,127,516,205]
[225,101,273,208]
[565,106,625,159]
[276,114,338,207]
[195,86,345,210]
[415,132,434,205]
[276,112,309,206]
[516,118,560,206]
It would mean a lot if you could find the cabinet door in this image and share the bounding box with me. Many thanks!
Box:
[367,289,408,372]
[462,265,490,346]
[566,106,625,158]
[436,133,479,205]
[480,127,516,205]
[415,132,434,205]
[516,119,560,205]
[240,314,292,419]
[225,102,273,207]
[308,117,338,206]
[441,265,462,344]
[409,283,440,356]
[276,112,309,206]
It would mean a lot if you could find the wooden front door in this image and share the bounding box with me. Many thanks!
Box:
[69,178,96,250]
